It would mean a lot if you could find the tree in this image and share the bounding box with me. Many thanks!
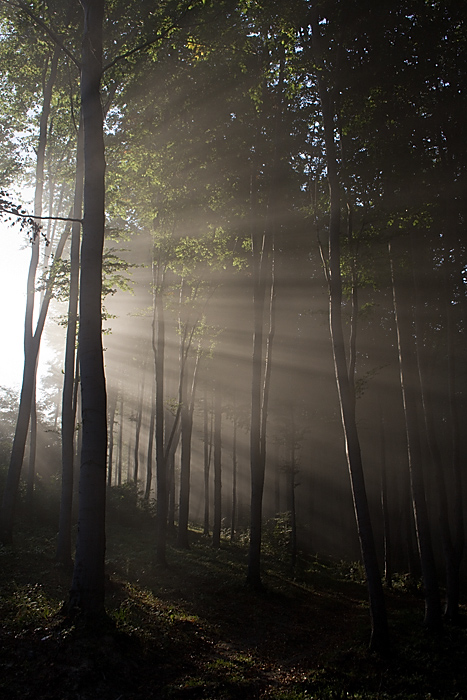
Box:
[212,378,222,549]
[308,9,389,652]
[67,0,107,619]
[0,35,64,544]
[389,235,442,632]
[56,120,83,567]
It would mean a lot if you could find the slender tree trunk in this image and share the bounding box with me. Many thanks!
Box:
[68,0,107,619]
[212,382,222,549]
[203,388,212,536]
[443,266,464,621]
[167,445,176,537]
[1,221,70,543]
[144,380,155,501]
[133,380,144,485]
[247,186,270,588]
[312,13,388,651]
[0,46,60,545]
[274,440,281,516]
[56,119,83,567]
[26,384,37,510]
[289,468,297,573]
[417,240,464,622]
[247,46,281,588]
[107,390,117,489]
[230,407,237,541]
[126,438,132,483]
[178,350,200,549]
[27,46,62,515]
[379,406,392,587]
[389,238,442,632]
[153,260,168,566]
[177,311,190,547]
[117,394,123,486]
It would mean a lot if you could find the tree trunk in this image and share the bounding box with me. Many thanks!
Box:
[417,238,464,623]
[212,382,222,549]
[0,46,60,545]
[1,221,70,543]
[443,269,464,621]
[153,259,168,566]
[379,406,392,587]
[26,46,62,516]
[144,380,155,501]
[133,380,144,485]
[288,468,297,573]
[117,394,123,486]
[203,389,212,536]
[107,390,117,489]
[68,0,107,620]
[178,349,200,549]
[313,13,389,651]
[247,176,271,589]
[230,406,237,541]
[246,46,281,588]
[56,119,84,567]
[389,238,442,632]
[167,448,176,537]
[25,384,37,511]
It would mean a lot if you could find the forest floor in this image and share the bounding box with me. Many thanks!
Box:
[1,513,467,700]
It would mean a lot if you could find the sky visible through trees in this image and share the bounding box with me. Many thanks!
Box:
[0,224,30,387]
[0,220,63,390]
[0,0,466,652]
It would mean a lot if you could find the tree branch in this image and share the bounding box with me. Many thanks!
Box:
[0,206,83,224]
[102,1,194,73]
[1,0,81,69]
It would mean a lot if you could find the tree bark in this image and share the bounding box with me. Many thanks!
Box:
[107,389,117,489]
[379,406,392,587]
[389,238,442,632]
[68,0,107,620]
[0,46,60,545]
[178,348,200,549]
[144,380,155,501]
[246,45,281,589]
[230,404,237,541]
[56,119,84,567]
[212,382,222,549]
[133,380,144,484]
[25,386,37,510]
[117,393,123,486]
[203,388,212,536]
[153,259,168,566]
[312,13,389,652]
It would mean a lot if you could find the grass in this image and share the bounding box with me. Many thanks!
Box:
[0,516,466,699]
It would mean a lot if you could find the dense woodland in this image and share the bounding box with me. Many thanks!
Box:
[0,0,466,679]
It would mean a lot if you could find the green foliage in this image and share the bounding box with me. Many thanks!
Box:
[0,189,41,241]
[1,522,467,699]
[8,582,60,626]
[263,512,294,558]
[106,482,156,526]
[49,246,136,303]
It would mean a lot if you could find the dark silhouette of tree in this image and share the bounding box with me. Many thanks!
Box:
[309,9,389,652]
[67,0,107,619]
[389,237,442,632]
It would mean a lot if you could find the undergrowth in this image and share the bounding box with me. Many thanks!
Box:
[0,516,466,699]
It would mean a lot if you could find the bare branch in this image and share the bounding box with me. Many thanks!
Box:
[0,206,83,224]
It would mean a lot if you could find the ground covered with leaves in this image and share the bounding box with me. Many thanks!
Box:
[1,516,466,700]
